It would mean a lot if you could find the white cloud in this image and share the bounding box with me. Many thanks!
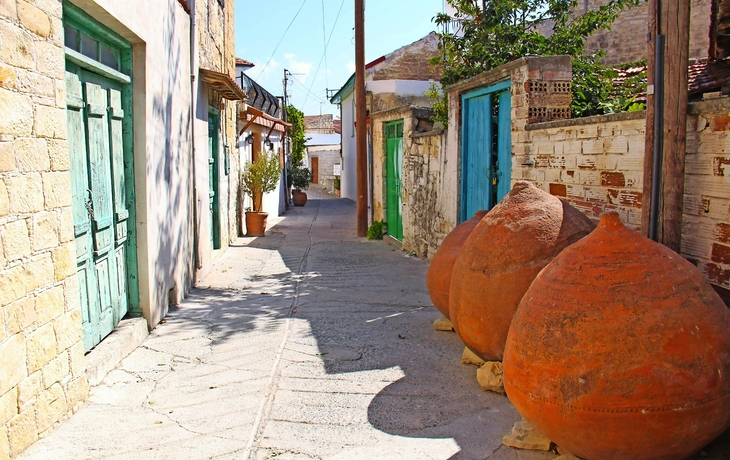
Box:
[284,54,313,83]
[346,61,355,73]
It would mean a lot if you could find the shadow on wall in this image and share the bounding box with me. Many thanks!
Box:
[145,2,194,324]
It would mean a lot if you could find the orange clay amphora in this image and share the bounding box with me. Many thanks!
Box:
[503,213,730,460]
[426,210,488,319]
[449,181,595,361]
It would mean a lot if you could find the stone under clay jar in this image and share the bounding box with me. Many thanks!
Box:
[503,213,730,460]
[449,181,595,362]
[426,210,488,319]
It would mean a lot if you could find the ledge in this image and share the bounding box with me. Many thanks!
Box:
[85,317,149,386]
[525,110,646,131]
[689,96,730,115]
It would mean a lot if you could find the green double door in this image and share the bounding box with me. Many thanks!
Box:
[66,66,130,351]
[385,120,404,241]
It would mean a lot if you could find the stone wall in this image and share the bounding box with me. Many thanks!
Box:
[0,0,89,457]
[582,0,711,64]
[513,98,730,296]
[307,146,340,186]
[514,112,646,229]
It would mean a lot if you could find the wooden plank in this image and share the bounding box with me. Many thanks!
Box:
[641,0,657,236]
[660,0,691,252]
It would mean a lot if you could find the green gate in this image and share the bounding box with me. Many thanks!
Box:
[64,4,138,351]
[385,120,404,241]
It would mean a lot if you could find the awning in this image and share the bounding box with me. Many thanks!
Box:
[199,68,247,101]
[238,105,292,138]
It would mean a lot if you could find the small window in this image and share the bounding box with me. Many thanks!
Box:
[81,34,98,60]
[100,44,118,70]
[64,25,79,51]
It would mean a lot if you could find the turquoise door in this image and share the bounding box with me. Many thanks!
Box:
[67,68,130,351]
[385,120,404,241]
[461,80,512,221]
[64,5,136,351]
[208,110,221,249]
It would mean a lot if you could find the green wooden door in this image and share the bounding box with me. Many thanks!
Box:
[67,66,130,351]
[208,110,221,249]
[385,120,404,241]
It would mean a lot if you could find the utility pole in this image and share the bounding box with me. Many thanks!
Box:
[642,0,690,252]
[283,69,291,208]
[355,0,368,237]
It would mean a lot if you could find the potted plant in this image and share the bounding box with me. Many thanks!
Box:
[333,176,341,197]
[241,150,282,236]
[290,165,312,207]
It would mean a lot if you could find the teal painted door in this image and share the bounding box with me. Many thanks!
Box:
[461,80,512,221]
[66,66,130,351]
[208,110,221,249]
[385,120,404,241]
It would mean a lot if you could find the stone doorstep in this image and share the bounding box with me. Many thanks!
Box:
[84,317,149,386]
[383,235,402,250]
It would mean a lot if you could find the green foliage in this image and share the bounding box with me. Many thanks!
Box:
[241,150,282,212]
[333,177,340,190]
[425,83,449,127]
[286,105,309,167]
[431,0,642,117]
[367,221,384,240]
[290,166,312,190]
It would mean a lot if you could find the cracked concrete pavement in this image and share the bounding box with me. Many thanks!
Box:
[18,187,559,460]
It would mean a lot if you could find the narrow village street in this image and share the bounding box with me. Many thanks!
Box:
[15,188,553,460]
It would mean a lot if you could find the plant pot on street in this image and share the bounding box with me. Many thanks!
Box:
[292,190,308,206]
[245,211,268,237]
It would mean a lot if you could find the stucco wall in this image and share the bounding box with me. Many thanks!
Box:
[307,146,340,186]
[339,93,358,201]
[0,0,87,456]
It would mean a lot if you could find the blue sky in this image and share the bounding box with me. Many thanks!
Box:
[233,0,448,117]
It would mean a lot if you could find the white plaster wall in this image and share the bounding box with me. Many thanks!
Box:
[68,0,194,327]
[367,80,435,97]
[340,93,358,200]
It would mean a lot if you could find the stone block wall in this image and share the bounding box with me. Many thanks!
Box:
[581,0,710,64]
[683,99,730,293]
[0,1,89,458]
[307,147,340,186]
[514,112,647,229]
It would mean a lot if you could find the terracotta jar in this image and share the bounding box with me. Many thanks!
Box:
[245,211,268,237]
[503,213,730,460]
[292,190,308,207]
[426,210,488,319]
[449,181,595,361]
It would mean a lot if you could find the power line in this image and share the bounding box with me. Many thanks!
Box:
[290,75,328,104]
[302,0,346,109]
[256,0,309,81]
[321,0,329,89]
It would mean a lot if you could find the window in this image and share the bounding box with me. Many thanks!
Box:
[64,23,120,71]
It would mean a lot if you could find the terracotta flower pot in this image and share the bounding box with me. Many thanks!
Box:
[426,210,488,319]
[245,211,268,237]
[292,190,307,207]
[503,213,730,460]
[449,181,595,361]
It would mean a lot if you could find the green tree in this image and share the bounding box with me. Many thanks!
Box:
[430,0,642,122]
[286,105,308,167]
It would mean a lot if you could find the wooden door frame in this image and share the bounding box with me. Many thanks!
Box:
[63,2,141,317]
[459,79,511,222]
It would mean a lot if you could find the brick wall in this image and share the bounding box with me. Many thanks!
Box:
[0,1,89,458]
[514,113,646,229]
[582,0,710,64]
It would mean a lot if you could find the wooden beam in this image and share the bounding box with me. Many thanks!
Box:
[641,0,658,237]
[660,0,691,252]
[355,0,368,237]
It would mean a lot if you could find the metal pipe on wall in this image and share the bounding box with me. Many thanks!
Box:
[649,33,665,242]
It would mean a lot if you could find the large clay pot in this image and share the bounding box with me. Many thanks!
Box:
[245,211,268,237]
[503,213,730,460]
[426,210,488,319]
[292,190,308,207]
[449,181,595,361]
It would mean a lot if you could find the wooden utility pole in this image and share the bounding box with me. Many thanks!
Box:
[355,0,368,237]
[641,0,658,237]
[642,0,691,252]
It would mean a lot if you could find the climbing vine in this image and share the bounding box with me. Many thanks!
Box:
[286,104,308,167]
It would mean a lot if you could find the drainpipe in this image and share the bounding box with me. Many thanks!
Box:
[649,4,664,242]
[189,0,202,270]
[367,91,374,225]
